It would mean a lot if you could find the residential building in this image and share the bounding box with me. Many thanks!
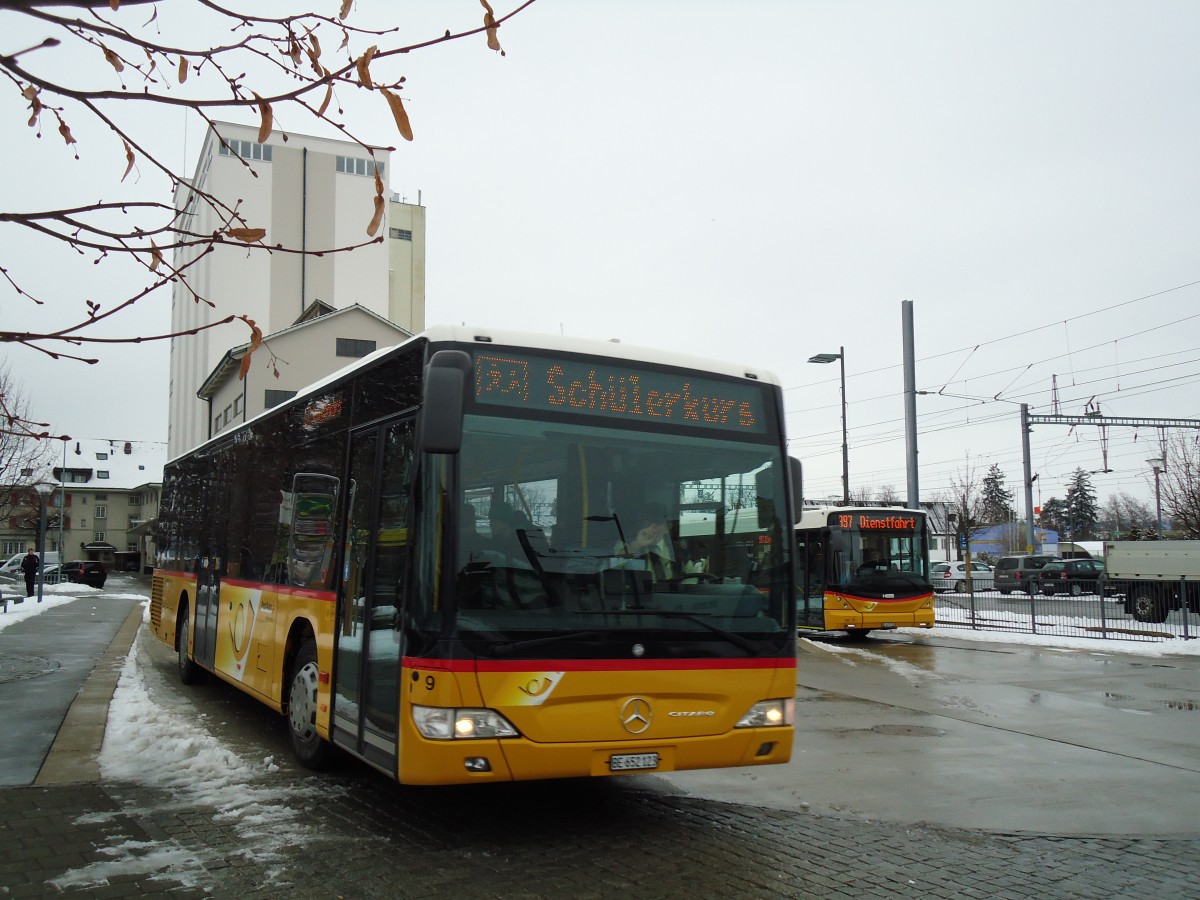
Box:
[0,439,166,574]
[199,303,412,437]
[169,120,426,458]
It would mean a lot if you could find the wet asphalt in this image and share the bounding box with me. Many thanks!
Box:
[2,576,1199,897]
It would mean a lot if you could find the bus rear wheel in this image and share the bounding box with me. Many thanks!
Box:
[177,603,205,685]
[287,637,330,769]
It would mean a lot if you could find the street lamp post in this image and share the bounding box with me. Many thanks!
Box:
[1146,457,1164,539]
[808,346,849,504]
[34,481,55,603]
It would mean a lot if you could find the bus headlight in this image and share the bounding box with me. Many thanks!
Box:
[736,699,794,728]
[412,705,520,740]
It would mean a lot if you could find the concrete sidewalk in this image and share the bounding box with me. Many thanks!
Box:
[0,590,142,786]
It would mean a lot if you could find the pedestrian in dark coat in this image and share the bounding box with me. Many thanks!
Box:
[20,548,39,599]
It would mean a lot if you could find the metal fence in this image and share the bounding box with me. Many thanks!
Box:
[934,577,1198,643]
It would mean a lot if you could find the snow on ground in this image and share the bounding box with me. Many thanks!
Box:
[45,596,341,892]
[0,580,104,630]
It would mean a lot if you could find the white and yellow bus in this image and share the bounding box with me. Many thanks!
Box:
[152,326,801,785]
[795,505,934,636]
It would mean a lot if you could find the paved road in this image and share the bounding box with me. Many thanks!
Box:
[2,581,1199,898]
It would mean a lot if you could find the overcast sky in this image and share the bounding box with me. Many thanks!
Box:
[2,1,1197,513]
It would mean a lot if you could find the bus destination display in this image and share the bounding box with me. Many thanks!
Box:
[838,513,919,531]
[473,353,768,434]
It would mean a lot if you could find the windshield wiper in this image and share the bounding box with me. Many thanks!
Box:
[584,609,759,655]
[489,630,603,657]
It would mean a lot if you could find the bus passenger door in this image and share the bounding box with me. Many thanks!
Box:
[796,529,827,629]
[193,555,220,669]
[332,420,415,771]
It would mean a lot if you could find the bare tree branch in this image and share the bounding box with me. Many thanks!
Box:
[1,0,536,386]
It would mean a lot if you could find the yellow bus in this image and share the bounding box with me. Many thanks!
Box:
[152,326,800,785]
[795,505,934,637]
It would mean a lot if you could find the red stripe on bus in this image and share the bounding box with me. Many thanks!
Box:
[402,656,794,673]
[832,591,934,605]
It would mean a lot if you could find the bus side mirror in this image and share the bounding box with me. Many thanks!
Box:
[790,457,803,524]
[418,350,473,454]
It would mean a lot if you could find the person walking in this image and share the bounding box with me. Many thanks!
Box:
[19,547,38,601]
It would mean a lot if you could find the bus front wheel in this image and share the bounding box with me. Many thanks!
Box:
[287,638,330,769]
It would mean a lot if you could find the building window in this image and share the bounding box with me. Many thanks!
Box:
[223,405,232,425]
[127,543,138,553]
[3,541,22,555]
[389,227,413,241]
[94,494,107,500]
[335,155,383,178]
[97,452,108,460]
[214,414,223,433]
[265,389,297,409]
[218,139,273,161]
[336,338,377,358]
[129,494,141,507]
[95,505,107,519]
[233,396,242,417]
[20,467,32,477]
[94,532,106,543]
[97,471,110,479]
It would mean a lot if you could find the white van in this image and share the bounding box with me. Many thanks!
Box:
[0,551,61,577]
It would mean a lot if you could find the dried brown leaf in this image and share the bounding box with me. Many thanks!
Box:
[380,88,413,141]
[367,194,385,237]
[480,0,503,53]
[238,321,263,381]
[58,121,76,145]
[149,241,162,272]
[121,140,135,182]
[225,227,267,243]
[103,45,124,73]
[317,84,332,117]
[308,29,321,60]
[23,86,42,127]
[178,56,188,84]
[339,0,353,20]
[355,45,377,88]
[253,92,272,144]
[288,37,302,67]
[109,0,119,9]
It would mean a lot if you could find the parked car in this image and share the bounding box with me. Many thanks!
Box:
[61,560,107,588]
[994,554,1058,594]
[1037,558,1111,596]
[39,564,63,585]
[930,560,994,593]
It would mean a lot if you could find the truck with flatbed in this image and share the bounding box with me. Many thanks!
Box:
[1104,540,1200,623]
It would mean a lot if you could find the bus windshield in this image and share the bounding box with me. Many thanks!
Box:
[833,510,929,595]
[436,412,793,658]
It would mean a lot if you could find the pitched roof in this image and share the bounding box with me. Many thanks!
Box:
[196,303,410,400]
[51,439,167,490]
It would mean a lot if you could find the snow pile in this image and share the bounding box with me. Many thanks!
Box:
[54,617,338,891]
